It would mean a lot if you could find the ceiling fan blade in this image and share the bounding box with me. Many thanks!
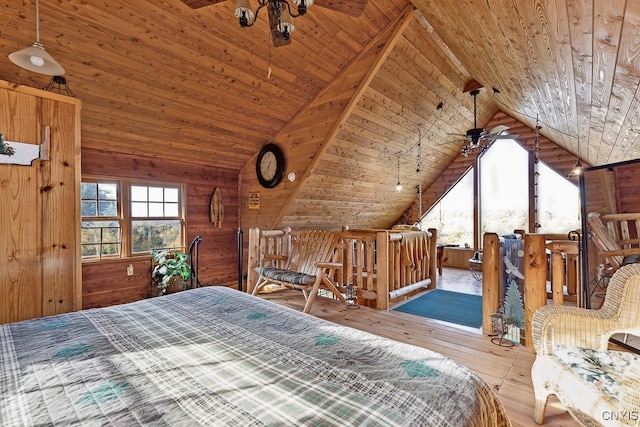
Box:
[267,3,292,47]
[481,133,519,140]
[178,0,226,8]
[493,133,519,139]
[314,0,368,17]
[487,125,510,135]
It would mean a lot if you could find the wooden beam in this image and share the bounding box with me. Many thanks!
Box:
[271,4,416,228]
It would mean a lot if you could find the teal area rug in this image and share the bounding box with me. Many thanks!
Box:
[393,289,482,328]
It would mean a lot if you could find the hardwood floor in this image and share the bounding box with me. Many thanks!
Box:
[256,267,580,427]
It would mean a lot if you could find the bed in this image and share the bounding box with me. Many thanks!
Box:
[1,286,510,426]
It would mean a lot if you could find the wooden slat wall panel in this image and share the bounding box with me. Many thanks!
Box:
[40,99,81,316]
[0,81,81,324]
[0,90,41,323]
[81,148,239,308]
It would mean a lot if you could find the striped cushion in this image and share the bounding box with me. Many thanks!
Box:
[255,267,316,286]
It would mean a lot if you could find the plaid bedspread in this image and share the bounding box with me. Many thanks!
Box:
[0,286,511,426]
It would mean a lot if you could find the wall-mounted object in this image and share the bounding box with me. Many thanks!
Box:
[249,192,260,210]
[0,128,50,165]
[210,187,224,229]
[256,143,285,188]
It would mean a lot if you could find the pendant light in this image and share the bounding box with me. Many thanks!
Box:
[9,0,65,75]
[395,157,402,191]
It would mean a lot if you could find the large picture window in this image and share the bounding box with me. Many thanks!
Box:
[420,138,579,247]
[81,178,185,260]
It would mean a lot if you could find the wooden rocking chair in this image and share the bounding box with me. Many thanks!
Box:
[587,212,640,270]
[251,230,346,314]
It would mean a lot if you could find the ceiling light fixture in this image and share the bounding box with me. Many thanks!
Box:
[9,0,65,75]
[235,0,312,45]
[42,75,76,97]
[569,136,584,177]
[395,157,402,191]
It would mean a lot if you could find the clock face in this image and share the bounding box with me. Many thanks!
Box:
[260,151,278,181]
[256,144,285,188]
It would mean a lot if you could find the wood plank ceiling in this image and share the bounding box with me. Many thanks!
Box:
[1,0,639,230]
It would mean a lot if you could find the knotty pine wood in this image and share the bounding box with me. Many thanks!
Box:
[0,80,81,324]
[441,246,475,269]
[81,148,239,309]
[2,0,640,237]
[255,267,580,426]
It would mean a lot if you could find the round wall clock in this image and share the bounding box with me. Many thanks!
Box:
[256,143,285,188]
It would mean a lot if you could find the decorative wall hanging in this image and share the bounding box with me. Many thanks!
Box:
[249,192,260,210]
[0,128,50,166]
[209,188,224,229]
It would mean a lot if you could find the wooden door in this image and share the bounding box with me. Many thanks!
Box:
[0,81,81,324]
[0,89,41,323]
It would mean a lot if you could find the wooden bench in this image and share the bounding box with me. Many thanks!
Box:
[251,229,346,314]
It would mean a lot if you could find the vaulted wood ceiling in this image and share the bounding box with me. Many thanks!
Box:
[1,0,639,230]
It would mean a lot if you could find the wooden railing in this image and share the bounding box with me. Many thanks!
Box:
[482,232,580,349]
[246,227,437,310]
[340,228,437,310]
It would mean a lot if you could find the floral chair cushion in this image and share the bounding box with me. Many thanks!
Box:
[553,344,639,401]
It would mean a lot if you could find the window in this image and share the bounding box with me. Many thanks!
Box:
[130,185,182,254]
[419,138,579,247]
[423,171,474,246]
[81,181,121,258]
[479,140,529,237]
[81,178,185,260]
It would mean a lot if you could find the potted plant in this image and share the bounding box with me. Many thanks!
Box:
[151,249,191,296]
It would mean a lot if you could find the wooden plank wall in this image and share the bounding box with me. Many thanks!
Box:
[0,81,81,324]
[81,148,239,309]
[614,161,640,212]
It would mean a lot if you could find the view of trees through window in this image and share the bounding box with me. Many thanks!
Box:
[81,180,184,259]
[81,182,121,258]
[422,138,580,247]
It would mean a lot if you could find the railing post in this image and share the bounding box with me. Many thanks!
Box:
[524,233,548,350]
[246,227,261,294]
[427,228,437,290]
[482,233,500,335]
[376,231,389,310]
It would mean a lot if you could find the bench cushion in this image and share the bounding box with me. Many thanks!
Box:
[255,267,316,286]
[553,344,639,401]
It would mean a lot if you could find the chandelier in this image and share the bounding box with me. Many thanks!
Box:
[234,0,313,44]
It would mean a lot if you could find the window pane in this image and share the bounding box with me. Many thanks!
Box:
[165,188,178,203]
[82,244,100,258]
[131,186,148,202]
[131,220,181,253]
[164,203,179,217]
[537,161,580,233]
[81,182,97,199]
[98,201,117,216]
[131,202,148,217]
[81,201,97,217]
[98,183,117,200]
[148,187,164,202]
[81,221,121,259]
[148,202,164,217]
[422,171,474,246]
[480,140,529,237]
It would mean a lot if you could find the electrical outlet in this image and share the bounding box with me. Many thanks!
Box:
[127,264,134,276]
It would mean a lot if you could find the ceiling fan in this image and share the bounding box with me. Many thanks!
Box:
[178,0,368,47]
[451,89,518,157]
